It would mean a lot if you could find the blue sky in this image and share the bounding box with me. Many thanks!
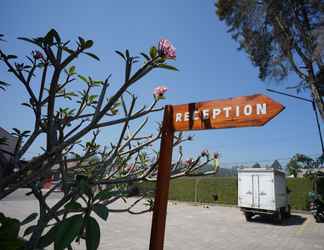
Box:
[0,0,322,167]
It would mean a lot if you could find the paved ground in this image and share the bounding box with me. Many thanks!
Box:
[1,189,324,249]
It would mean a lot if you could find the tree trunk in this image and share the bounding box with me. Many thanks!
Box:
[310,82,324,121]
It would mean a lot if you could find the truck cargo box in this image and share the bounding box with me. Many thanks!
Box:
[238,167,290,222]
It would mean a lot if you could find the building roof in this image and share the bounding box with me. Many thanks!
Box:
[0,127,17,160]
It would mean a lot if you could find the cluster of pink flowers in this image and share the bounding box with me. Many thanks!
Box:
[154,86,168,99]
[158,39,176,59]
[33,50,44,60]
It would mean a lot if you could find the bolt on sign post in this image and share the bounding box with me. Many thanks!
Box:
[149,94,284,250]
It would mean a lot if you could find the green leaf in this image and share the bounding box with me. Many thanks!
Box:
[12,128,21,135]
[44,29,61,46]
[68,66,76,75]
[34,37,45,46]
[94,189,112,201]
[17,37,38,45]
[0,216,20,240]
[23,225,36,236]
[0,80,9,91]
[21,130,31,137]
[150,46,157,59]
[78,37,86,47]
[92,204,109,221]
[78,74,89,83]
[64,201,82,210]
[156,58,166,63]
[44,30,54,46]
[54,214,83,250]
[6,55,17,60]
[85,216,100,250]
[21,213,38,225]
[77,178,92,197]
[63,46,75,54]
[38,224,58,248]
[140,52,150,61]
[158,64,178,71]
[88,95,98,103]
[125,49,130,58]
[85,40,94,49]
[84,52,100,61]
[115,50,126,60]
[0,238,25,250]
[50,29,61,44]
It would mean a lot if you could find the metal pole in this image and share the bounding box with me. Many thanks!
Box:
[312,100,324,155]
[149,105,174,250]
[266,89,313,103]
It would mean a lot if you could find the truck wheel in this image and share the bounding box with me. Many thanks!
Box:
[274,210,284,224]
[244,212,253,221]
[285,205,291,218]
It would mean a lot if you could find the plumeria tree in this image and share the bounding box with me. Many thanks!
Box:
[0,30,219,250]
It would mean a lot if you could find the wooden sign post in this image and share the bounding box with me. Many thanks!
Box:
[149,94,284,250]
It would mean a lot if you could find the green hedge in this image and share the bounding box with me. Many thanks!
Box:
[168,178,196,201]
[195,177,237,205]
[138,177,196,201]
[137,177,317,210]
[287,178,313,210]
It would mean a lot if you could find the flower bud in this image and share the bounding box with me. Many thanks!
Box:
[201,149,209,157]
[154,86,168,100]
[33,50,44,60]
[186,158,193,165]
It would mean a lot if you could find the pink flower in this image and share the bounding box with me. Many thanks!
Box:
[158,39,176,59]
[33,50,44,60]
[201,149,209,157]
[154,86,168,99]
[186,158,194,165]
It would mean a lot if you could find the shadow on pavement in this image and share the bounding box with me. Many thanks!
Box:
[250,214,307,226]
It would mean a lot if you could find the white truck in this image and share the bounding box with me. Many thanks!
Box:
[238,168,290,223]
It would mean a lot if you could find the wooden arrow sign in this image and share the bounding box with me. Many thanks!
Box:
[149,94,285,250]
[171,94,285,131]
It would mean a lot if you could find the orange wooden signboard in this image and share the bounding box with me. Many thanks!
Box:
[149,94,284,250]
[172,94,284,131]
